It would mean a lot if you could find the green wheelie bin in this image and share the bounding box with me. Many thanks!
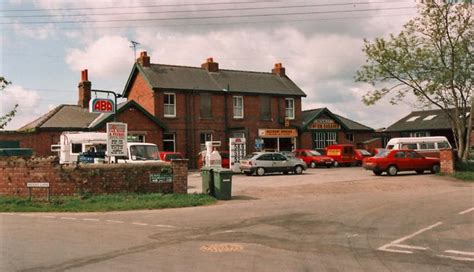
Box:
[201,167,214,195]
[212,168,233,200]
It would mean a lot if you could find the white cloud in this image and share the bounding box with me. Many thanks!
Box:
[13,22,56,40]
[65,35,134,78]
[0,84,42,130]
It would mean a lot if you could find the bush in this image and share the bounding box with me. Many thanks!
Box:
[455,161,474,172]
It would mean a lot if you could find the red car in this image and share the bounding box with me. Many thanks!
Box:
[363,149,440,176]
[293,149,334,168]
[354,149,372,166]
[159,151,184,162]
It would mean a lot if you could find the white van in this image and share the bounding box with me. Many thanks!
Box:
[385,136,452,157]
[52,132,162,164]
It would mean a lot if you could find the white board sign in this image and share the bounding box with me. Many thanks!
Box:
[106,122,128,157]
[27,182,49,188]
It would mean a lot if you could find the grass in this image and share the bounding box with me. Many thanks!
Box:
[451,161,474,182]
[0,193,217,212]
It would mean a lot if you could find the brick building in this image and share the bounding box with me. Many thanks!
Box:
[299,108,377,151]
[123,52,307,167]
[0,70,166,156]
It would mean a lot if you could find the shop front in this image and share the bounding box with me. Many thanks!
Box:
[308,118,341,149]
[257,129,298,151]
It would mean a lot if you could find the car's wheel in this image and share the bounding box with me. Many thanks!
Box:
[326,164,332,168]
[416,170,424,175]
[244,171,252,176]
[333,161,339,167]
[373,170,382,176]
[294,165,304,175]
[387,165,398,176]
[256,167,265,176]
[310,161,317,168]
[431,164,440,174]
[283,171,289,175]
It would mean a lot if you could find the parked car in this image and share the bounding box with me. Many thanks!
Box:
[354,149,372,166]
[362,149,440,176]
[239,152,307,176]
[293,149,334,168]
[160,151,184,162]
[325,144,357,167]
[280,151,296,158]
[196,150,229,169]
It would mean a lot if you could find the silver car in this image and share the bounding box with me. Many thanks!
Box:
[240,152,307,176]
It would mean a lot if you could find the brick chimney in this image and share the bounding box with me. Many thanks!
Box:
[137,51,150,67]
[78,69,91,108]
[272,63,285,77]
[201,57,219,72]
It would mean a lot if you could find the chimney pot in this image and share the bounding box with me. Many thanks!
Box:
[137,51,150,67]
[272,62,286,77]
[81,69,88,81]
[78,70,91,108]
[202,57,219,72]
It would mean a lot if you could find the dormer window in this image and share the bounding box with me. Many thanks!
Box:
[423,114,437,121]
[406,116,420,122]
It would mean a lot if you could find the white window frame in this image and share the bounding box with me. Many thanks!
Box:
[233,96,244,119]
[163,133,176,152]
[285,98,295,120]
[164,93,176,117]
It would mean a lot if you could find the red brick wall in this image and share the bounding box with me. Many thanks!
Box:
[127,73,156,116]
[440,149,454,174]
[0,131,61,156]
[0,158,188,197]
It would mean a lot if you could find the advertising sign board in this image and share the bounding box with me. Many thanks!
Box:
[89,98,115,114]
[229,138,246,173]
[106,122,127,157]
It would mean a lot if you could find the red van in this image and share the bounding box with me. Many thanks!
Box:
[325,144,357,167]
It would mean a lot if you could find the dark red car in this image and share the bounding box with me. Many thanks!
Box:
[354,149,372,166]
[363,149,440,176]
[293,149,334,168]
[159,151,184,162]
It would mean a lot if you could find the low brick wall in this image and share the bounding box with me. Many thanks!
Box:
[440,149,454,174]
[0,157,188,197]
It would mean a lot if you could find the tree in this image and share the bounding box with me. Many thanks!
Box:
[0,77,18,129]
[356,2,473,162]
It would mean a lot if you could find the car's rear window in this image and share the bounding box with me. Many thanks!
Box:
[308,150,322,156]
[358,149,371,156]
[244,153,258,159]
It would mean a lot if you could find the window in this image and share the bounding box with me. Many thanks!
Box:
[409,151,423,159]
[401,143,418,150]
[423,115,437,121]
[200,132,212,150]
[260,96,271,120]
[313,132,337,149]
[128,134,145,143]
[200,94,212,118]
[232,132,245,139]
[419,143,435,150]
[437,142,450,149]
[285,98,295,120]
[406,116,420,122]
[409,131,430,137]
[72,143,82,154]
[272,154,287,161]
[345,133,354,142]
[233,96,244,119]
[164,93,176,117]
[163,133,175,152]
[395,151,406,158]
[257,154,273,161]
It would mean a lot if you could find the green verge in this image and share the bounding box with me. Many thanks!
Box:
[453,162,474,182]
[0,193,217,212]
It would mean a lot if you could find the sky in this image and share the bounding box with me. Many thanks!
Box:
[0,0,423,130]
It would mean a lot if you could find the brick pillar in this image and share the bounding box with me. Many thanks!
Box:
[171,159,188,194]
[440,149,454,174]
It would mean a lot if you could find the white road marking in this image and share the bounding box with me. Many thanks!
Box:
[390,244,427,250]
[445,250,474,256]
[132,222,148,226]
[0,213,14,216]
[458,207,474,215]
[106,220,124,223]
[60,217,77,220]
[42,215,56,219]
[155,224,176,229]
[437,254,474,262]
[19,214,34,217]
[82,218,100,222]
[378,222,443,254]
